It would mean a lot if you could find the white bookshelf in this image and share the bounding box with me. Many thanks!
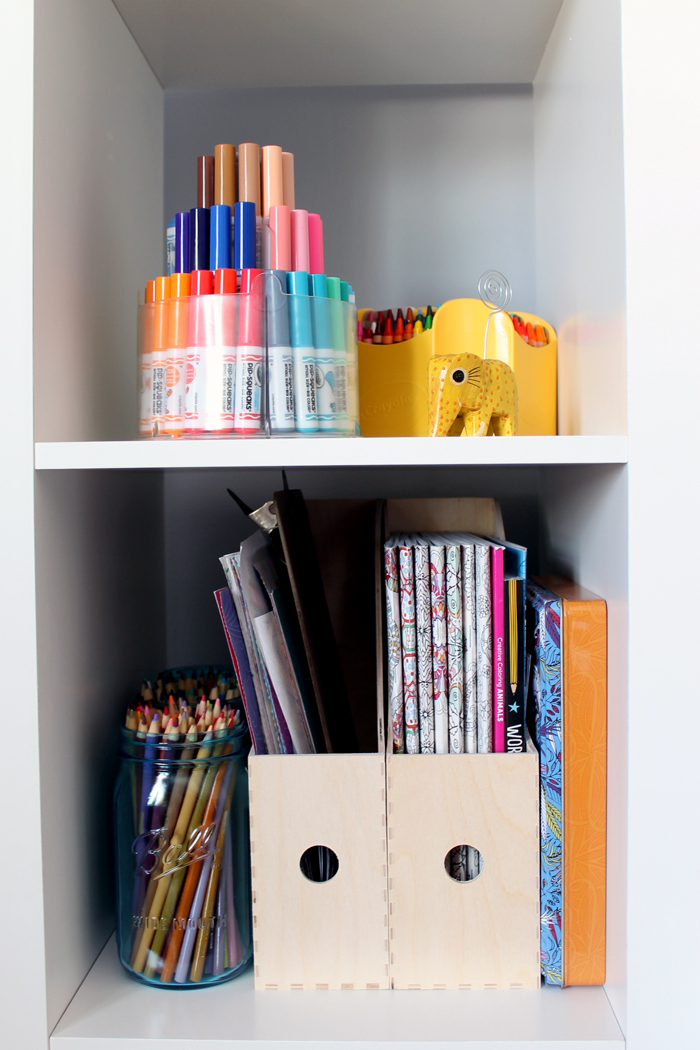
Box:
[51,935,624,1049]
[35,435,628,471]
[3,0,699,1047]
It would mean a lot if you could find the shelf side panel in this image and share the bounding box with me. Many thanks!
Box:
[534,0,626,436]
[34,0,164,443]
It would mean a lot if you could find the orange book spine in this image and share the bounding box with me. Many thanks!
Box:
[540,577,607,986]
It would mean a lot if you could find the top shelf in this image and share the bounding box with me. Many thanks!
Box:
[111,0,564,89]
[34,436,627,471]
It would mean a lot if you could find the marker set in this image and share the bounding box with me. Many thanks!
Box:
[141,142,358,438]
[138,270,358,438]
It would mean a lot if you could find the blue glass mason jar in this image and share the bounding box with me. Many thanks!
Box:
[114,716,252,986]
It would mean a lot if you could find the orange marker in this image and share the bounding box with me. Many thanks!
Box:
[163,272,191,436]
[238,143,261,216]
[139,282,157,434]
[151,277,171,436]
[261,145,283,217]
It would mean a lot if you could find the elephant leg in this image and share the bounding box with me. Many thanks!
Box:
[492,414,516,436]
[462,410,486,436]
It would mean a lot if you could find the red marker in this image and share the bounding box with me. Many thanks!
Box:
[394,308,405,342]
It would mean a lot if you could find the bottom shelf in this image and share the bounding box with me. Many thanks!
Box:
[51,936,624,1049]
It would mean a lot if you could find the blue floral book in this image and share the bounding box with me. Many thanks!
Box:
[526,581,562,987]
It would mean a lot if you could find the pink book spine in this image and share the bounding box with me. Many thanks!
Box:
[492,546,506,753]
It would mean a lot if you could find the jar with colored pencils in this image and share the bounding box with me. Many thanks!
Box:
[114,703,252,987]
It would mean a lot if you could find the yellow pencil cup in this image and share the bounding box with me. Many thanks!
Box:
[358,299,557,437]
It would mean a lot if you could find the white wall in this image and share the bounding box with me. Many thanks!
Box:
[34,0,164,443]
[534,0,627,436]
[622,2,700,1048]
[165,85,536,314]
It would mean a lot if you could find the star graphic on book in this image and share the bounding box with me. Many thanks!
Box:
[509,700,519,713]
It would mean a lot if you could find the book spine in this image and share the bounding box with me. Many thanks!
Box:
[475,544,492,753]
[399,545,420,754]
[384,545,404,754]
[414,544,435,753]
[461,544,477,754]
[527,583,563,987]
[492,546,506,753]
[505,579,525,752]
[429,545,449,755]
[446,545,464,754]
[214,588,266,754]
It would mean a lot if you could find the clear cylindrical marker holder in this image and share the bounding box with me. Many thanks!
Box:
[114,721,252,987]
[137,270,359,438]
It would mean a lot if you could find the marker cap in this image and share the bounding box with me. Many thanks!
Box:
[261,145,283,217]
[191,269,214,296]
[308,213,324,274]
[269,205,291,271]
[153,276,170,351]
[286,270,313,347]
[189,208,210,272]
[291,209,310,272]
[264,269,290,347]
[214,268,237,294]
[168,274,191,348]
[282,151,295,209]
[238,269,263,346]
[197,155,215,209]
[215,144,236,206]
[175,212,191,273]
[145,279,156,304]
[238,143,261,216]
[170,272,191,298]
[209,204,232,270]
[309,273,331,348]
[214,269,237,346]
[326,276,341,300]
[339,280,349,303]
[234,201,257,270]
[155,276,171,300]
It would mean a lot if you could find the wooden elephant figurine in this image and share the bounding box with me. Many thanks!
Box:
[428,352,518,436]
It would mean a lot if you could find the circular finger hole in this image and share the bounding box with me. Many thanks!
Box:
[445,845,483,882]
[299,845,339,882]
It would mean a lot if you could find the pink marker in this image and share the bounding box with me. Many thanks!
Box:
[308,213,324,274]
[234,269,264,432]
[290,208,310,272]
[269,205,291,271]
[184,269,214,434]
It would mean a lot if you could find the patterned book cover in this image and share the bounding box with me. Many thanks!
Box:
[429,544,449,755]
[527,581,563,986]
[384,542,404,753]
[474,543,492,753]
[399,543,420,754]
[491,544,506,752]
[414,542,435,753]
[445,544,464,753]
[539,577,607,987]
[461,544,478,754]
[504,578,525,753]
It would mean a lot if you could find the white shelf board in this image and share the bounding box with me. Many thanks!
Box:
[51,936,623,1049]
[35,436,628,472]
[112,0,564,90]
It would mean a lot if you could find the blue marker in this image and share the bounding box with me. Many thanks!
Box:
[264,270,295,432]
[166,217,176,276]
[308,273,336,430]
[209,204,232,270]
[175,212,190,274]
[189,207,210,271]
[286,271,317,432]
[234,201,256,271]
[326,277,350,432]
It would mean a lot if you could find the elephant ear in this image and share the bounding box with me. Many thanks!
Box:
[466,357,486,410]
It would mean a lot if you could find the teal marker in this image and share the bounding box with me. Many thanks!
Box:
[309,273,336,430]
[339,280,349,303]
[326,277,350,432]
[286,271,317,432]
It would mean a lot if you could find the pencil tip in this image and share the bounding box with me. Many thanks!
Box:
[227,487,254,517]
